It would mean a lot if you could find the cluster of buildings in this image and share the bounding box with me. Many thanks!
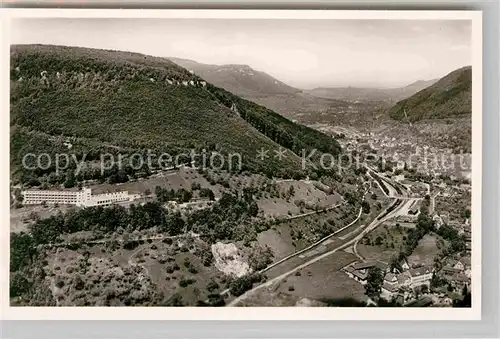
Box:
[400,180,430,198]
[21,188,141,207]
[380,266,433,299]
[441,256,472,291]
[433,181,471,198]
[343,260,434,301]
[431,212,471,251]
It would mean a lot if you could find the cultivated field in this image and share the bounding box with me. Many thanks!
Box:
[236,250,365,306]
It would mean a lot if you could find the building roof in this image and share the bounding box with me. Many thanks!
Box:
[405,296,433,307]
[382,281,399,293]
[397,271,411,284]
[443,266,461,275]
[409,266,432,277]
[384,273,397,282]
[23,187,83,193]
[352,261,388,271]
[351,270,368,281]
[452,273,470,283]
[459,257,471,267]
[352,261,377,270]
[344,265,355,273]
[395,294,405,305]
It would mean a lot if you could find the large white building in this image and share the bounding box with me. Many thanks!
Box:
[21,188,140,207]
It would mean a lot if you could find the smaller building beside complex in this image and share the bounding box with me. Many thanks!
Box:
[343,261,389,285]
[21,187,140,207]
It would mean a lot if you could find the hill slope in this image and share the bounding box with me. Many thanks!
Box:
[388,66,471,122]
[11,45,342,182]
[169,57,349,122]
[169,57,300,98]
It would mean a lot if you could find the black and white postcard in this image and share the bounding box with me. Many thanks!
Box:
[1,9,482,320]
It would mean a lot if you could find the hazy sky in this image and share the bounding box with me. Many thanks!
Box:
[11,18,471,89]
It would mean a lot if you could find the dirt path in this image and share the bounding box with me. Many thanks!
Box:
[284,202,344,220]
[39,232,200,250]
[127,247,150,276]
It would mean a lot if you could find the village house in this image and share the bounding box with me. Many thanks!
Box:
[457,257,471,274]
[393,174,405,182]
[442,265,462,276]
[408,266,433,288]
[381,273,399,299]
[441,296,454,306]
[450,273,470,291]
[381,270,413,299]
[448,220,463,229]
[445,257,471,278]
[343,261,388,285]
[380,282,399,299]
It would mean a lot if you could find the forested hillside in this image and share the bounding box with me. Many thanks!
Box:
[388,66,471,122]
[11,45,342,184]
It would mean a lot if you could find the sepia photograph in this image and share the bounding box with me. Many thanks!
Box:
[2,9,482,320]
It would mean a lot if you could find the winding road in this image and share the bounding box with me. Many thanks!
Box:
[227,192,412,306]
[225,166,418,306]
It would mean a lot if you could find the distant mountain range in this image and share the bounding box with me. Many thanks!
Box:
[168,57,452,125]
[388,66,471,122]
[169,57,348,119]
[307,79,439,103]
[169,57,301,98]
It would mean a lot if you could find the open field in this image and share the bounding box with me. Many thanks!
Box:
[256,204,358,260]
[257,180,342,219]
[275,250,364,301]
[88,167,226,197]
[237,250,365,306]
[407,233,445,267]
[10,204,77,233]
